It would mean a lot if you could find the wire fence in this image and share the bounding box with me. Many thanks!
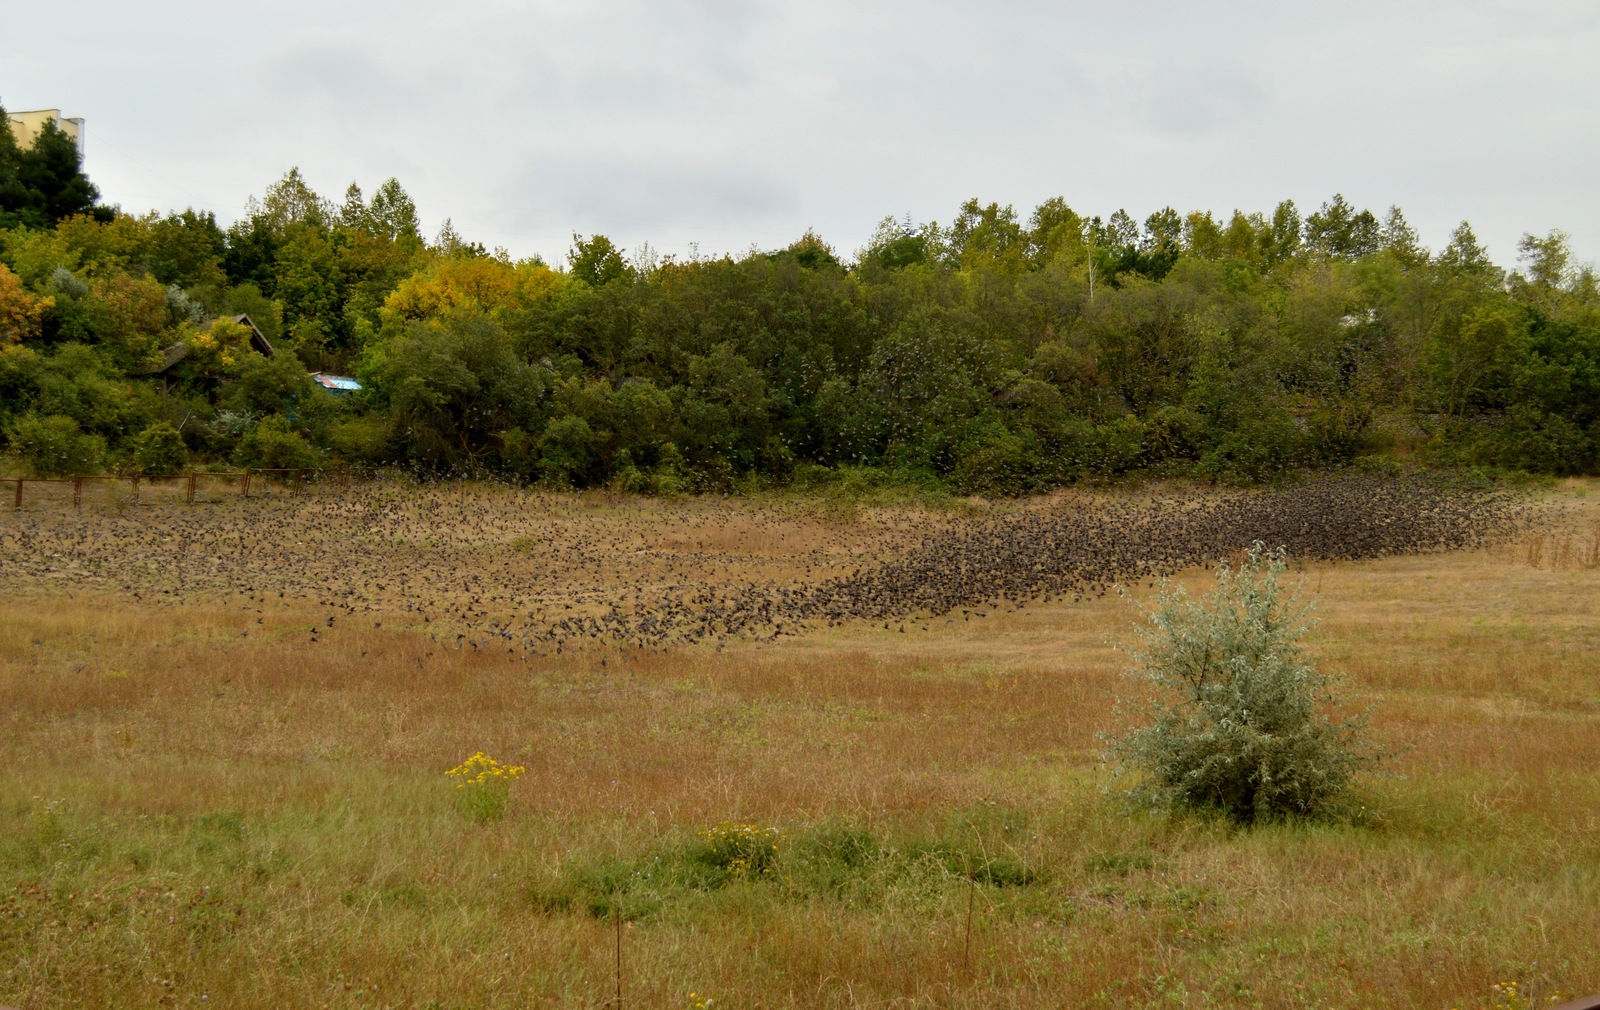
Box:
[4,466,358,511]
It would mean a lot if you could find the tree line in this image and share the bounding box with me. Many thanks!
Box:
[2,98,1597,490]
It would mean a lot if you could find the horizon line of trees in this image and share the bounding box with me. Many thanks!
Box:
[4,97,1598,491]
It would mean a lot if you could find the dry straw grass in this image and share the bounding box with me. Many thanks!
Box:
[1,479,1597,1008]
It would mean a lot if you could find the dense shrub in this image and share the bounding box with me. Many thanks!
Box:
[322,416,390,464]
[232,415,321,469]
[949,423,1031,495]
[1107,543,1378,823]
[130,421,188,474]
[536,414,596,486]
[6,412,107,475]
[219,349,315,416]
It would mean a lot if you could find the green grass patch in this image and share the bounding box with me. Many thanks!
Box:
[528,811,1047,923]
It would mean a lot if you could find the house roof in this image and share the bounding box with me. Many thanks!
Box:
[135,313,275,375]
[230,314,275,358]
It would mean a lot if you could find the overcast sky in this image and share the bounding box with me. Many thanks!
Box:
[6,1,1597,269]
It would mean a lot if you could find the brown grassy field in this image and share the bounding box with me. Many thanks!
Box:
[2,479,1598,1009]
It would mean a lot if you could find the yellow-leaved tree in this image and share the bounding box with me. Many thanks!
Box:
[183,317,255,377]
[0,263,54,345]
[383,257,565,322]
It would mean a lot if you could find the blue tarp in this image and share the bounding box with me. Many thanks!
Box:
[310,373,362,394]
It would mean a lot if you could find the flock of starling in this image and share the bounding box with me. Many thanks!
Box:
[0,474,1532,658]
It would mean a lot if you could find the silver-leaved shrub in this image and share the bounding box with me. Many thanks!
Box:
[1107,542,1379,823]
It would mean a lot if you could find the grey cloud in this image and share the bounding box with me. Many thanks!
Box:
[1143,68,1269,137]
[446,1,777,109]
[5,0,1599,264]
[263,37,431,114]
[503,154,798,236]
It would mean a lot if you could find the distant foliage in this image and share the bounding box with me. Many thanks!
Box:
[1107,544,1379,823]
[2,147,1597,485]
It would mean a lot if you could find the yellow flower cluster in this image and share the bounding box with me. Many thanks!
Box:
[685,993,715,1009]
[1461,980,1572,1010]
[445,751,526,790]
[702,821,782,878]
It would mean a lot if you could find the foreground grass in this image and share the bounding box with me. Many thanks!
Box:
[2,482,1598,1008]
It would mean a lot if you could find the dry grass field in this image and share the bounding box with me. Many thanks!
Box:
[2,478,1597,1009]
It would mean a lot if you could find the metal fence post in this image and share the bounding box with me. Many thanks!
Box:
[293,469,303,496]
[242,470,252,498]
[131,475,141,504]
[187,473,197,505]
[73,476,83,509]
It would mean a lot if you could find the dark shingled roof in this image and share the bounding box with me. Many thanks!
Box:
[136,314,274,375]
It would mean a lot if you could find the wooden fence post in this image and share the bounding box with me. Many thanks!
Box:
[15,467,366,511]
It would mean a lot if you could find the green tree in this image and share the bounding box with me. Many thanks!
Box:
[1378,206,1425,267]
[250,167,333,234]
[370,313,550,469]
[1305,194,1380,260]
[273,222,344,364]
[1510,233,1574,316]
[0,342,153,441]
[1426,303,1519,425]
[0,101,106,228]
[567,233,629,287]
[1026,198,1086,268]
[782,230,840,270]
[19,121,105,224]
[1182,211,1225,261]
[338,178,422,247]
[1516,230,1573,296]
[1088,210,1142,285]
[948,198,1025,273]
[148,209,228,289]
[224,167,332,291]
[1437,222,1497,279]
[1216,211,1262,263]
[1261,200,1302,268]
[858,215,938,272]
[367,178,422,245]
[221,348,315,416]
[1137,207,1184,280]
[0,99,28,225]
